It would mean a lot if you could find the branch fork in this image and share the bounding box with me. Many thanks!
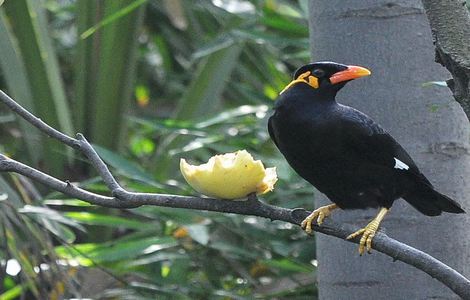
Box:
[0,89,469,298]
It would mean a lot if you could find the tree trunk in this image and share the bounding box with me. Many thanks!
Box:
[421,0,470,120]
[308,1,470,299]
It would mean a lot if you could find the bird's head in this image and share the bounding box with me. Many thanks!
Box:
[280,62,371,95]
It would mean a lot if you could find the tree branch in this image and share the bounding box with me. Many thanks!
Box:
[1,89,469,298]
[421,0,470,119]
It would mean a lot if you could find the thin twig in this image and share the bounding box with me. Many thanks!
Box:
[0,154,120,208]
[0,89,469,298]
[76,134,122,192]
[0,90,78,148]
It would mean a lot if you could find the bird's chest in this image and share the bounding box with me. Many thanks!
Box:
[271,108,345,164]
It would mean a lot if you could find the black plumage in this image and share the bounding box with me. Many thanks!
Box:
[268,62,463,220]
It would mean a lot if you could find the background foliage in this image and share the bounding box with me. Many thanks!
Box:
[0,0,316,298]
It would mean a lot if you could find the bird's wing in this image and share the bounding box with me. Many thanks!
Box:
[340,107,429,183]
[268,116,279,148]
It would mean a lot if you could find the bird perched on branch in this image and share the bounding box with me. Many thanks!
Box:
[268,61,465,255]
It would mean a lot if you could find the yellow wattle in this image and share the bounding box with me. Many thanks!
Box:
[279,71,319,94]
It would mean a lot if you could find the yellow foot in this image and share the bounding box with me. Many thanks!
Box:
[301,204,338,234]
[346,207,389,255]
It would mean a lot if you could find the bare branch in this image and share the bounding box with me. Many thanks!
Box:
[76,133,122,192]
[0,90,78,148]
[0,154,120,208]
[0,89,469,298]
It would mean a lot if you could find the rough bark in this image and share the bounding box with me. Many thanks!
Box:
[421,0,470,119]
[308,1,470,299]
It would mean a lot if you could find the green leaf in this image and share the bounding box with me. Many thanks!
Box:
[130,136,155,156]
[174,43,243,119]
[262,258,314,273]
[170,136,223,155]
[260,13,308,36]
[187,224,209,245]
[0,284,26,300]
[209,241,258,259]
[64,212,151,229]
[56,236,177,263]
[75,0,146,151]
[192,35,236,59]
[0,175,22,207]
[2,0,75,174]
[128,116,196,131]
[233,29,309,47]
[18,205,86,232]
[267,2,304,18]
[125,251,187,267]
[195,105,268,128]
[80,0,148,39]
[41,219,77,243]
[0,10,41,164]
[138,206,205,225]
[42,199,93,207]
[93,144,162,187]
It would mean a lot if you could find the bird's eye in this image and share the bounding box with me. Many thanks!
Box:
[312,69,325,77]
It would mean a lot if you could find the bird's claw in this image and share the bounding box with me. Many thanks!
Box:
[346,219,380,255]
[300,204,337,234]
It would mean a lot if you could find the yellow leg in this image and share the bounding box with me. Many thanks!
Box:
[346,207,389,255]
[301,204,338,234]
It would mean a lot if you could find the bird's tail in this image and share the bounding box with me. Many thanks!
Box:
[403,183,465,216]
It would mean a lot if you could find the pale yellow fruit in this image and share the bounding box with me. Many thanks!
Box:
[180,150,278,199]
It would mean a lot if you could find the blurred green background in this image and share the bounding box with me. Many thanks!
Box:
[0,0,317,299]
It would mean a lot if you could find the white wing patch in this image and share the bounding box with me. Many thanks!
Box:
[394,158,409,170]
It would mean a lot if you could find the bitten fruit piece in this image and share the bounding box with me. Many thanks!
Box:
[180,150,277,199]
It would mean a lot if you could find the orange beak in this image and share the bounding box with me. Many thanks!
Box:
[329,65,371,84]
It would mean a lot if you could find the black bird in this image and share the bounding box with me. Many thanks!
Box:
[268,61,465,254]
